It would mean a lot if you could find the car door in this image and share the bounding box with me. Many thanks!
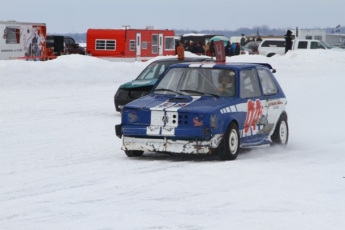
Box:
[239,68,264,145]
[256,67,283,143]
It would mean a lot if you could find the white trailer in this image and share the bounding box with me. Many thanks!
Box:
[326,33,345,48]
[0,20,46,60]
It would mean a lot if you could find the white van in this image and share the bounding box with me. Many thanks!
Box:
[258,38,333,57]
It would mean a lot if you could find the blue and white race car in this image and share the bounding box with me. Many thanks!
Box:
[115,61,288,160]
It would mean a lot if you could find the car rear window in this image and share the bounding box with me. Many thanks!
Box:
[261,40,285,47]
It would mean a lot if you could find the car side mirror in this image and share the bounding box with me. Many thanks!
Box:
[272,69,276,73]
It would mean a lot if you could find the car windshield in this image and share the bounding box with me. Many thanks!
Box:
[153,68,236,97]
[137,61,173,80]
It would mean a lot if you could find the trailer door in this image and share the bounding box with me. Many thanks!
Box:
[159,33,163,55]
[136,33,141,56]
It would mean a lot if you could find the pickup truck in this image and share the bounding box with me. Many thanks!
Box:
[258,38,334,57]
[46,35,85,56]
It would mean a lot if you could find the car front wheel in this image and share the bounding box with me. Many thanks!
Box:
[218,122,240,161]
[125,150,144,157]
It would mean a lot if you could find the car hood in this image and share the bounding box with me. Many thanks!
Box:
[120,79,158,89]
[124,94,238,114]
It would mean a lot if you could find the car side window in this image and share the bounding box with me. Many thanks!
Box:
[261,40,285,47]
[311,41,325,49]
[137,62,161,80]
[64,38,72,45]
[157,63,168,77]
[240,69,261,98]
[257,68,278,95]
[297,41,308,49]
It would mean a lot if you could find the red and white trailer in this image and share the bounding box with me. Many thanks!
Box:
[0,20,46,60]
[86,26,176,61]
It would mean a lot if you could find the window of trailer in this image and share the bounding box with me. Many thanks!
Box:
[152,34,158,53]
[165,37,175,50]
[129,40,135,51]
[95,40,116,50]
[4,27,20,44]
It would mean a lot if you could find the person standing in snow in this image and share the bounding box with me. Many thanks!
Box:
[240,34,246,47]
[176,42,185,61]
[209,40,215,57]
[204,42,211,56]
[234,42,240,55]
[225,41,233,57]
[284,30,294,54]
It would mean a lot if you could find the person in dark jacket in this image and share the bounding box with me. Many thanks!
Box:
[188,40,196,53]
[209,40,215,57]
[235,42,240,55]
[225,41,233,57]
[231,42,237,55]
[240,34,246,46]
[194,41,205,55]
[284,30,294,53]
[183,40,190,51]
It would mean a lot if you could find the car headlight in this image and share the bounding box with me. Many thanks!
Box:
[210,115,217,128]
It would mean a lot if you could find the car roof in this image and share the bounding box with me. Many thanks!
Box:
[153,57,214,63]
[47,34,64,36]
[246,41,261,45]
[47,35,72,39]
[261,38,285,41]
[169,62,273,70]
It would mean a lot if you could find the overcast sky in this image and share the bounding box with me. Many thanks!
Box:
[1,0,343,33]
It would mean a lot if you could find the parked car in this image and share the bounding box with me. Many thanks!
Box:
[46,35,67,56]
[115,62,288,160]
[180,33,223,46]
[241,41,261,55]
[63,36,85,55]
[46,35,85,56]
[257,38,335,57]
[114,57,214,112]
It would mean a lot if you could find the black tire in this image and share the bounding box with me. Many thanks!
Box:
[125,150,144,157]
[218,122,240,161]
[271,113,289,146]
[267,53,276,57]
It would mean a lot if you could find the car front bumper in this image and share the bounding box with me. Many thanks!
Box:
[120,134,223,154]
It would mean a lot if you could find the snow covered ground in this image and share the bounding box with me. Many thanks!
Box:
[1,51,345,230]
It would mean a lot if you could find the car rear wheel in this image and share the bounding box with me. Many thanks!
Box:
[218,122,240,161]
[271,114,289,146]
[125,150,144,157]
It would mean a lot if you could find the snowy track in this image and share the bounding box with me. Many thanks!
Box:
[1,53,345,230]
